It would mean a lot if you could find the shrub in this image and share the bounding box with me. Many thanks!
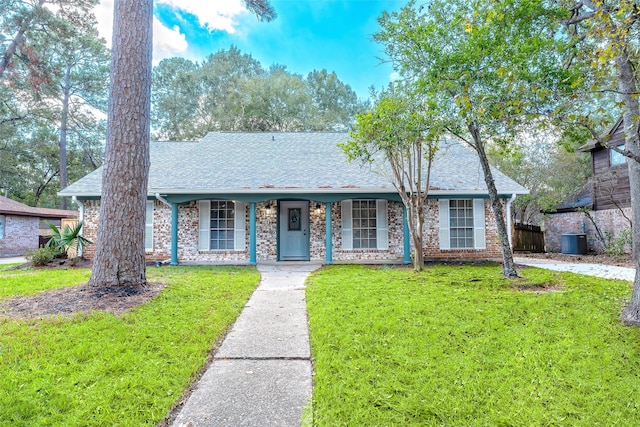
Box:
[604,229,632,255]
[25,246,60,266]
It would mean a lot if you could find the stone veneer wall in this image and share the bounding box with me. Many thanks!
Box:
[80,198,503,263]
[544,207,632,253]
[0,215,39,256]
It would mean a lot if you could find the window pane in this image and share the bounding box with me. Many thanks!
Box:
[209,201,236,251]
[351,199,377,249]
[449,199,474,249]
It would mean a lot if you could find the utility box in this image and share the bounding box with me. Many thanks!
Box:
[561,233,587,255]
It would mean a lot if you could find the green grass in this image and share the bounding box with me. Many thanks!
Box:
[306,264,640,426]
[0,267,91,298]
[0,266,259,426]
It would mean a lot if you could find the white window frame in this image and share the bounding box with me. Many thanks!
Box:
[198,200,246,251]
[438,198,486,250]
[610,144,626,166]
[0,214,5,240]
[145,201,154,252]
[341,199,388,250]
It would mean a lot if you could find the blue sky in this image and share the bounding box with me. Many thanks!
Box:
[96,0,407,100]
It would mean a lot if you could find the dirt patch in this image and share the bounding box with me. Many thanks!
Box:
[515,252,634,268]
[0,282,167,319]
[513,282,564,293]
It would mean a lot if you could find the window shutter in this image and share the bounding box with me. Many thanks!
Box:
[145,201,154,251]
[0,215,5,239]
[473,199,486,249]
[376,199,388,250]
[234,202,246,251]
[438,199,450,250]
[198,200,210,251]
[341,200,352,250]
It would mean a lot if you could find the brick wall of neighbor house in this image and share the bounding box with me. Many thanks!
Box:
[81,198,503,263]
[0,215,39,256]
[544,207,632,253]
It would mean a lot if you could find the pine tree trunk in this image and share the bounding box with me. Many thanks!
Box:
[59,63,71,211]
[468,123,518,278]
[88,0,152,289]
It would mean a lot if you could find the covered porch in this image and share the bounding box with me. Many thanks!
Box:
[158,191,412,266]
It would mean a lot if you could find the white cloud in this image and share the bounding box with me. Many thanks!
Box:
[93,1,189,62]
[389,71,400,82]
[156,0,249,34]
[153,17,188,64]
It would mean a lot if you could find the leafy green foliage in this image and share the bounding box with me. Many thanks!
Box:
[344,87,438,271]
[307,265,640,425]
[45,221,92,258]
[24,246,61,266]
[605,229,633,256]
[151,47,366,139]
[0,0,108,208]
[0,266,259,425]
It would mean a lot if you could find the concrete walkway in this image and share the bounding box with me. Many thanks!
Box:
[514,257,636,281]
[171,262,321,427]
[0,256,26,264]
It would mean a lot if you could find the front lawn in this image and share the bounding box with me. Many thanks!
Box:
[0,266,259,426]
[306,264,640,426]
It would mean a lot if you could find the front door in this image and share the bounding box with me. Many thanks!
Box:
[279,201,310,260]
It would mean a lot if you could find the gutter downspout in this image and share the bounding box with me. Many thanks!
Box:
[72,196,84,257]
[154,193,171,207]
[506,193,516,249]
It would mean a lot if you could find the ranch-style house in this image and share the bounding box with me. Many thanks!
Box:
[60,132,527,265]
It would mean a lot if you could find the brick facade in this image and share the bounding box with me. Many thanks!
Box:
[0,214,40,257]
[81,198,503,263]
[544,207,632,253]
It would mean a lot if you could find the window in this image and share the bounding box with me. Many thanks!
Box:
[341,199,388,250]
[144,201,153,251]
[449,199,474,248]
[0,215,5,239]
[209,200,235,250]
[438,199,486,250]
[352,200,377,249]
[610,144,626,166]
[198,200,246,251]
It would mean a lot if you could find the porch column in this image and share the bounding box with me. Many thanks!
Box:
[249,202,257,265]
[403,204,411,265]
[170,202,179,265]
[325,201,332,264]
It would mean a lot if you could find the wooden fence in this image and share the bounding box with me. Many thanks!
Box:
[513,223,545,253]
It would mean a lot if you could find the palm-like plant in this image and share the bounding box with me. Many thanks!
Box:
[46,221,92,259]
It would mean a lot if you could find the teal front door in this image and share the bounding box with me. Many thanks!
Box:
[279,201,310,260]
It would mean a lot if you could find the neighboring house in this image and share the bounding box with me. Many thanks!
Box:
[0,196,78,257]
[544,118,631,252]
[59,132,527,265]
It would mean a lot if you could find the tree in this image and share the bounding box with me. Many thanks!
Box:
[343,88,438,271]
[88,0,153,289]
[487,124,591,225]
[375,0,571,277]
[90,0,276,290]
[0,0,99,83]
[46,15,109,209]
[306,69,363,131]
[559,0,640,323]
[151,57,200,140]
[1,0,107,208]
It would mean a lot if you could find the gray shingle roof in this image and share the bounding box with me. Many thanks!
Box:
[60,132,527,197]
